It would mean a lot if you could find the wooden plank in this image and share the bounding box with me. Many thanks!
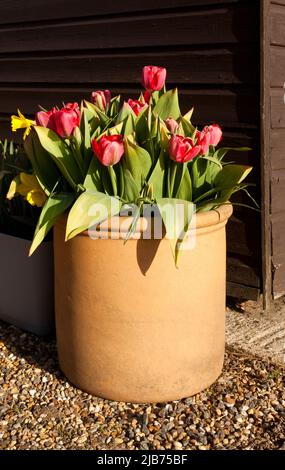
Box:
[0,5,259,54]
[271,212,285,257]
[270,88,285,128]
[271,169,285,213]
[227,256,261,287]
[226,281,260,300]
[0,47,259,85]
[270,3,285,46]
[0,1,257,25]
[261,0,272,308]
[270,45,285,87]
[0,87,259,127]
[272,250,285,297]
[270,129,285,169]
[227,213,261,257]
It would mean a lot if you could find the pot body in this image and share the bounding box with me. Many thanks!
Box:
[54,204,232,402]
[0,233,54,335]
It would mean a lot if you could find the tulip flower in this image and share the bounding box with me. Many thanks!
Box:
[143,90,151,104]
[35,102,80,138]
[127,99,148,116]
[142,65,167,91]
[91,90,111,111]
[165,118,179,134]
[169,134,201,163]
[92,135,124,166]
[197,124,222,153]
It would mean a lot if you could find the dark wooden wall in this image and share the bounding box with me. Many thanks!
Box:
[0,0,261,299]
[269,0,285,297]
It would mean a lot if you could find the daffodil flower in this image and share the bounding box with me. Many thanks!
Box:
[6,172,47,208]
[11,110,35,140]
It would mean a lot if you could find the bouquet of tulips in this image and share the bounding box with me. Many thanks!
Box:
[10,65,253,263]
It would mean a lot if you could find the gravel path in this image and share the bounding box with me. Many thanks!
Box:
[0,320,284,450]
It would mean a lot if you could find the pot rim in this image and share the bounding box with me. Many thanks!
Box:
[57,203,233,239]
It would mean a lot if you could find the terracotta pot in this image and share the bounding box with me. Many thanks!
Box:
[54,203,233,403]
[0,234,54,335]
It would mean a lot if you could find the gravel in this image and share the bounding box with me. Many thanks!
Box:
[0,320,284,450]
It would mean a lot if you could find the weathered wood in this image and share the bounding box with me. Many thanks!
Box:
[226,281,260,300]
[0,5,259,54]
[227,256,261,287]
[0,87,259,127]
[272,250,285,297]
[271,88,285,128]
[261,0,272,309]
[270,3,285,46]
[227,213,261,257]
[271,169,285,213]
[270,129,285,169]
[0,47,258,85]
[270,45,285,87]
[0,0,257,25]
[271,212,285,258]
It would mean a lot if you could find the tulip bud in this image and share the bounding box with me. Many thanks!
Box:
[165,118,179,134]
[142,65,167,91]
[92,135,124,166]
[35,103,80,138]
[127,99,148,116]
[91,90,111,111]
[169,134,201,163]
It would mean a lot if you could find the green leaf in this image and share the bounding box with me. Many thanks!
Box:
[24,131,61,196]
[156,197,194,266]
[124,203,141,244]
[179,116,196,138]
[29,192,75,255]
[153,88,181,120]
[124,138,152,187]
[34,126,82,190]
[123,169,140,203]
[176,166,192,201]
[123,114,136,137]
[214,164,252,202]
[148,148,167,198]
[84,157,104,192]
[214,146,251,162]
[203,155,223,169]
[66,190,121,240]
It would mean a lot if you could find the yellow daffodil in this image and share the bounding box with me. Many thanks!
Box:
[6,172,47,208]
[11,109,35,140]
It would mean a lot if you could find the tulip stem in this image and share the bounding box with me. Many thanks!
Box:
[169,162,178,197]
[108,166,117,197]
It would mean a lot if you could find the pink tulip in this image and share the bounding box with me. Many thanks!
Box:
[142,65,167,91]
[35,102,80,138]
[92,135,124,166]
[127,99,148,116]
[208,124,222,146]
[196,128,211,155]
[197,124,222,153]
[169,134,201,163]
[165,118,179,134]
[91,90,111,111]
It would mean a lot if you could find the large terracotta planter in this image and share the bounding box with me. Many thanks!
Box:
[54,204,233,403]
[0,234,54,335]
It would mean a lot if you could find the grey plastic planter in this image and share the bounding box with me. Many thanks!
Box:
[0,233,54,335]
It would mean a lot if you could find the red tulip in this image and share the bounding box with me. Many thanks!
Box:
[91,90,111,111]
[165,118,179,134]
[143,90,151,104]
[35,102,80,138]
[92,135,124,166]
[197,124,222,153]
[196,128,211,155]
[169,134,201,163]
[127,99,148,116]
[142,65,167,91]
